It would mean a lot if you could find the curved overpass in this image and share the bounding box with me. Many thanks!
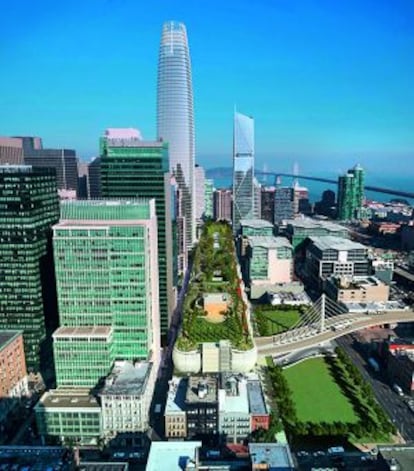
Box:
[255,310,414,357]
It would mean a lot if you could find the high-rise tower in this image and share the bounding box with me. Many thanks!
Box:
[157,21,195,274]
[0,165,59,371]
[100,128,174,338]
[53,199,160,367]
[232,112,254,232]
[337,164,365,220]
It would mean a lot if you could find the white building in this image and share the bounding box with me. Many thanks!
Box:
[100,361,157,441]
[218,376,251,444]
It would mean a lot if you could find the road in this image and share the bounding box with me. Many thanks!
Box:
[337,335,414,442]
[149,259,193,439]
[255,310,414,356]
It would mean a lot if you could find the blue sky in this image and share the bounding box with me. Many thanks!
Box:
[1,0,413,180]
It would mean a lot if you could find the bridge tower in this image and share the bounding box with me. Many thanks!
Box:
[320,293,326,333]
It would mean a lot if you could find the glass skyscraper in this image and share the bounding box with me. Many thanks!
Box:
[100,128,174,338]
[53,199,160,367]
[157,21,195,273]
[337,164,365,220]
[233,112,255,232]
[0,165,59,371]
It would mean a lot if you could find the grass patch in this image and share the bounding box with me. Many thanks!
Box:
[255,307,301,336]
[283,358,358,424]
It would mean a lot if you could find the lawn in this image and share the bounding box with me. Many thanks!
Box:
[283,358,359,424]
[255,308,301,336]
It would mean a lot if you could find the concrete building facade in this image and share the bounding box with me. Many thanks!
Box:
[213,188,232,223]
[305,236,370,286]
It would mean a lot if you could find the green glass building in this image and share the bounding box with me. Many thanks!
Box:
[35,390,102,445]
[53,199,160,365]
[337,164,365,220]
[0,165,59,371]
[100,131,174,338]
[53,326,113,388]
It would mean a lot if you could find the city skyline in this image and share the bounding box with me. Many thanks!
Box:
[1,0,413,178]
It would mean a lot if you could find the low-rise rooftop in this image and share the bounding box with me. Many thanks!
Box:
[240,219,274,229]
[165,377,187,414]
[287,217,347,233]
[186,376,218,404]
[146,441,202,471]
[37,390,100,409]
[309,235,366,252]
[100,361,151,396]
[246,381,267,415]
[248,235,292,250]
[0,330,22,351]
[249,443,295,469]
[218,375,249,414]
[53,326,112,339]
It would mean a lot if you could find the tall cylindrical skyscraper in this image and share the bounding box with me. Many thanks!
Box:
[157,21,195,274]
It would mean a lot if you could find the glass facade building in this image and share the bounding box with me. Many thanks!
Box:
[233,112,255,233]
[21,137,79,195]
[100,132,174,337]
[53,200,160,364]
[274,186,294,223]
[0,165,59,371]
[157,21,195,272]
[337,164,365,220]
[53,326,113,388]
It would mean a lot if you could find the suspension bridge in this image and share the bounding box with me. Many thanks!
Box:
[254,294,414,357]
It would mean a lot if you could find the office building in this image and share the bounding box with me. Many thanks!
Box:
[0,137,24,165]
[240,219,274,237]
[22,137,79,195]
[219,376,251,444]
[157,21,195,271]
[100,128,174,337]
[194,164,205,221]
[274,186,294,223]
[249,443,295,470]
[314,189,336,217]
[35,390,102,445]
[53,199,160,363]
[165,374,268,445]
[165,377,188,439]
[285,217,349,252]
[233,112,255,233]
[244,236,293,285]
[213,188,232,222]
[204,178,214,219]
[100,361,157,443]
[261,186,275,223]
[305,236,370,286]
[185,376,219,440]
[337,164,365,220]
[77,161,89,199]
[88,156,101,198]
[0,165,59,371]
[53,326,113,388]
[253,177,262,219]
[324,275,390,304]
[0,331,28,424]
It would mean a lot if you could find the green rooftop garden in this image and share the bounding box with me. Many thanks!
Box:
[175,221,253,351]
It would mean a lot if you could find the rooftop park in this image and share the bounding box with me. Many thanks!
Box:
[176,221,253,351]
[253,304,303,336]
[265,348,395,446]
